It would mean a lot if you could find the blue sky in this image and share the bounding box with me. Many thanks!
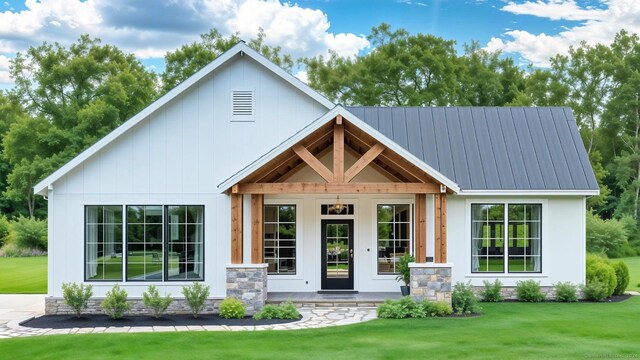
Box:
[0,0,638,89]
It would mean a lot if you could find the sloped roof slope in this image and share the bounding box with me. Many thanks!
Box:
[346,106,598,192]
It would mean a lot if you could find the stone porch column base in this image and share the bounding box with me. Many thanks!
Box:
[409,262,453,304]
[226,263,268,315]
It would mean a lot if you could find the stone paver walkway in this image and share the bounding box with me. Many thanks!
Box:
[0,305,377,338]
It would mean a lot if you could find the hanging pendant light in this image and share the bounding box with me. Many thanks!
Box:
[331,195,344,213]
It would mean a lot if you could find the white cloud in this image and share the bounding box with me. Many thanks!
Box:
[486,0,640,67]
[0,0,370,87]
[0,54,11,85]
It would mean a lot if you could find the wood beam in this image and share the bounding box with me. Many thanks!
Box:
[234,182,440,194]
[434,194,447,263]
[251,194,263,264]
[276,145,333,183]
[333,123,344,183]
[336,115,343,125]
[344,143,386,183]
[230,193,243,264]
[344,146,403,182]
[415,194,427,263]
[292,144,333,183]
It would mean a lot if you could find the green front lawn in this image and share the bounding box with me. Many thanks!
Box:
[1,297,639,359]
[621,256,640,292]
[0,256,47,294]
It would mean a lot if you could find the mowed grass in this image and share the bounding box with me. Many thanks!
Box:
[621,256,640,292]
[1,298,639,360]
[0,257,47,293]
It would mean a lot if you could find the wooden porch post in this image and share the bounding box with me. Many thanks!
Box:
[415,194,427,263]
[231,193,243,264]
[434,193,447,263]
[251,194,264,264]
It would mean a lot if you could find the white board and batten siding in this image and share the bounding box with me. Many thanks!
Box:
[46,55,329,298]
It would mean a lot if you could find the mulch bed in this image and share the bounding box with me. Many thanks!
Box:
[21,314,301,329]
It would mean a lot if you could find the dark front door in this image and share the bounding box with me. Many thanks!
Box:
[321,219,354,290]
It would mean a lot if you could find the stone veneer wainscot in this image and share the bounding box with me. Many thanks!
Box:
[409,263,453,304]
[226,263,268,315]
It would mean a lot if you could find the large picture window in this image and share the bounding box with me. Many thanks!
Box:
[264,205,296,275]
[167,206,204,281]
[85,206,123,280]
[127,206,163,281]
[377,204,411,274]
[471,203,541,273]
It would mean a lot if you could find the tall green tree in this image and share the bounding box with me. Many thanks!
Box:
[304,23,463,106]
[161,28,293,94]
[5,35,157,217]
[0,92,27,216]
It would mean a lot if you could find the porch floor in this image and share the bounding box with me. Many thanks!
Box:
[267,292,401,307]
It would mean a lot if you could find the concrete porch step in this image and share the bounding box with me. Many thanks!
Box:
[266,292,401,308]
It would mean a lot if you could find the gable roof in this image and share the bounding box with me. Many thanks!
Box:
[34,42,335,196]
[218,105,461,193]
[346,106,599,194]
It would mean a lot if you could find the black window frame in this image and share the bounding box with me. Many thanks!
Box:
[84,205,124,282]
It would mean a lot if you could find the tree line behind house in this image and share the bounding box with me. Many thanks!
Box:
[0,24,638,258]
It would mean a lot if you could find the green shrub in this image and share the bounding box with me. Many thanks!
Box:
[219,297,246,319]
[376,297,452,319]
[61,282,93,318]
[253,301,300,320]
[554,282,578,302]
[182,282,210,318]
[586,212,628,257]
[612,261,630,295]
[100,284,130,319]
[479,279,503,302]
[142,285,173,318]
[586,254,617,297]
[452,282,481,314]
[0,215,10,249]
[516,280,546,302]
[9,216,47,250]
[0,242,47,257]
[422,301,453,317]
[582,280,608,302]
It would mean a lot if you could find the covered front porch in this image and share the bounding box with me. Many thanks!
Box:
[221,109,457,312]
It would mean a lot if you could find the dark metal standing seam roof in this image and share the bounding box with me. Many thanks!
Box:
[345,106,599,191]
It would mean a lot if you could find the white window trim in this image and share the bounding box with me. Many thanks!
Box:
[371,198,415,280]
[264,198,304,280]
[465,198,549,278]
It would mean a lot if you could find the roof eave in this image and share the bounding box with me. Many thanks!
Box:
[457,189,600,196]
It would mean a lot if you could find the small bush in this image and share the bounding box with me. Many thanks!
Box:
[612,261,630,296]
[422,301,453,317]
[142,285,173,318]
[376,297,452,319]
[253,301,300,320]
[554,282,578,302]
[452,282,481,314]
[586,254,617,297]
[9,216,47,250]
[182,282,210,318]
[101,284,130,319]
[479,279,503,302]
[61,282,93,318]
[586,212,628,257]
[516,280,546,302]
[0,215,10,249]
[582,280,608,302]
[219,297,246,319]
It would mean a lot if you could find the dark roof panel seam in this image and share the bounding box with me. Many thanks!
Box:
[483,107,503,189]
[548,108,577,188]
[508,107,532,188]
[534,107,563,189]
[522,108,547,188]
[443,109,457,180]
[495,108,517,187]
[456,107,474,188]
[560,107,592,188]
[428,108,441,170]
[469,108,488,188]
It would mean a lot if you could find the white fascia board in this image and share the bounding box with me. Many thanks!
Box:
[457,189,600,196]
[34,42,335,196]
[217,105,461,194]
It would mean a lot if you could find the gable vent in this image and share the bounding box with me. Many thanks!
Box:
[232,90,254,121]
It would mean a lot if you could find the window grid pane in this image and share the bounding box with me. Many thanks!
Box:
[377,204,411,274]
[86,206,123,281]
[167,206,204,281]
[127,206,164,281]
[471,204,505,273]
[264,205,296,275]
[508,204,542,273]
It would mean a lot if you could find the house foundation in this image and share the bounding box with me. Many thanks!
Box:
[226,264,268,315]
[409,263,453,304]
